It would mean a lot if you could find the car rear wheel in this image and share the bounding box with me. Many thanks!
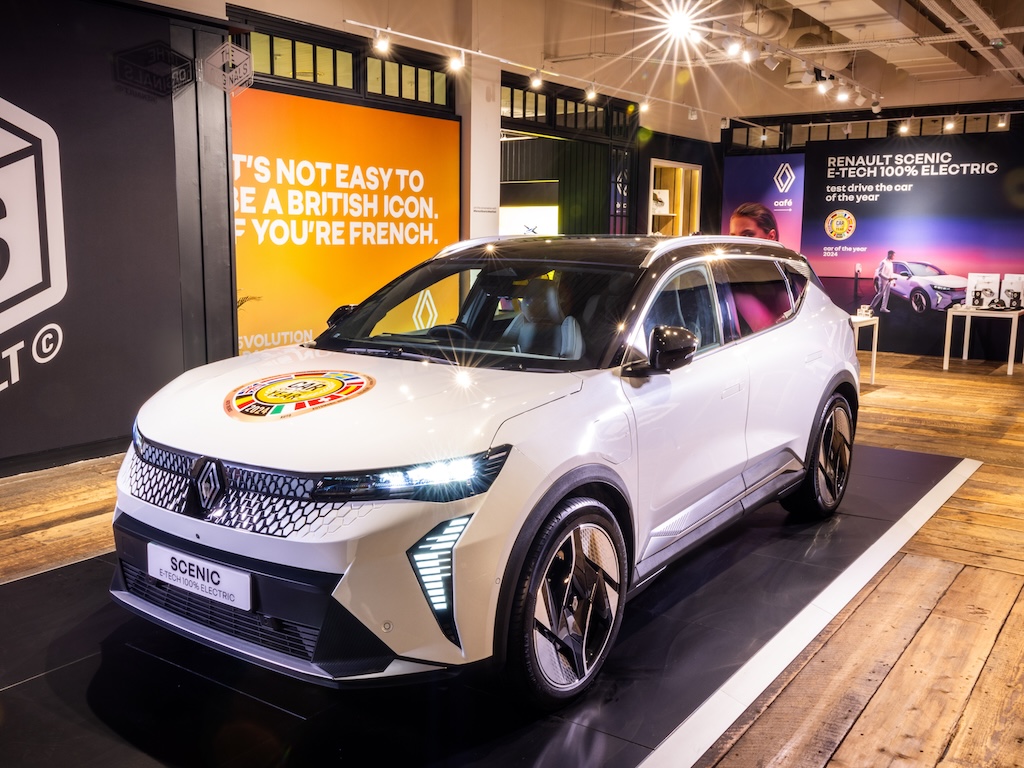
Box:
[506,497,626,710]
[783,393,854,519]
[910,288,930,313]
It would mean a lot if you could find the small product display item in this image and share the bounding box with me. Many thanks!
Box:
[966,273,1000,308]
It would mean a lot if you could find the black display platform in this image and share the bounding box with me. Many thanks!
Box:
[0,447,965,767]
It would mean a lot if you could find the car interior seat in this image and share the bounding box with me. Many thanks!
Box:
[501,280,584,359]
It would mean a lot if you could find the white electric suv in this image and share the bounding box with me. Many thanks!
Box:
[110,235,859,709]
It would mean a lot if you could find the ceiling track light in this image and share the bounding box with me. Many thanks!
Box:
[586,83,597,100]
[724,37,741,57]
[530,68,542,88]
[818,77,834,94]
[763,53,780,71]
[871,99,882,114]
[998,113,1008,127]
[448,50,465,71]
[373,30,390,54]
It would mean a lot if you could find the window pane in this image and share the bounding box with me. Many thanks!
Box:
[433,71,447,105]
[512,89,523,119]
[295,41,314,81]
[418,68,431,102]
[315,45,334,85]
[272,37,293,78]
[367,56,382,93]
[401,64,416,99]
[385,60,400,97]
[525,91,536,119]
[336,51,353,88]
[867,121,888,139]
[719,259,792,337]
[251,32,271,74]
[500,85,512,117]
[555,98,565,126]
[537,94,546,120]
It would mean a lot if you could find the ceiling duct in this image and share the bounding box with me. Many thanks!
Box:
[785,32,823,88]
[738,0,792,41]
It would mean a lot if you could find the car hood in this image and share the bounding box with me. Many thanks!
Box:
[135,346,582,473]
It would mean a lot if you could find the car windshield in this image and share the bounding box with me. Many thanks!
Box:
[313,255,642,372]
[907,262,945,277]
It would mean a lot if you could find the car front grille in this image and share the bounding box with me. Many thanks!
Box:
[127,442,374,539]
[122,561,319,660]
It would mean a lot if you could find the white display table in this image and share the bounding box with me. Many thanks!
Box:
[850,314,879,384]
[942,305,1024,375]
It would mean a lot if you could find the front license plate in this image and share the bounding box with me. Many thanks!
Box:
[147,543,252,611]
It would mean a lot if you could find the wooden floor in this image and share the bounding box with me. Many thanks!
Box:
[2,350,1024,767]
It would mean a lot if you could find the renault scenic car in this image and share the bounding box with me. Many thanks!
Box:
[110,235,859,709]
[874,259,967,312]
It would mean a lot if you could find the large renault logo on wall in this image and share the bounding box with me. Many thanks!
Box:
[0,97,67,337]
[773,162,796,194]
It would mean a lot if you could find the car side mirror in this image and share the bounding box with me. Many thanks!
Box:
[327,304,357,326]
[899,271,910,277]
[623,326,698,377]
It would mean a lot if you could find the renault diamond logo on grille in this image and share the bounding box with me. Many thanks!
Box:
[191,457,226,512]
[774,162,796,194]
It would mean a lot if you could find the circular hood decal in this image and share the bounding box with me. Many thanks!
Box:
[225,371,375,421]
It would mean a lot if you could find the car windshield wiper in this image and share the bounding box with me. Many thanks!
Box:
[334,345,456,365]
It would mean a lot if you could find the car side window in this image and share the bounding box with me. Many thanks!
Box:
[715,258,793,338]
[643,265,720,353]
[781,261,810,311]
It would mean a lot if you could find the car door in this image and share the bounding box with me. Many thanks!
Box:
[891,260,912,299]
[620,261,750,563]
[713,257,825,490]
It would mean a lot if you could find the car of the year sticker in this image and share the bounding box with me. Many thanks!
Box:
[147,542,252,611]
[224,370,374,421]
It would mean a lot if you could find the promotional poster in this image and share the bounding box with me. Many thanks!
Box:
[722,153,805,252]
[0,0,187,463]
[231,89,461,355]
[802,134,1024,280]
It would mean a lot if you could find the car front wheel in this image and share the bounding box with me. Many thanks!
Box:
[783,393,854,518]
[506,497,627,710]
[910,288,930,313]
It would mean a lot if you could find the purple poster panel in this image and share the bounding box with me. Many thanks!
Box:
[722,154,805,253]
[802,134,1024,279]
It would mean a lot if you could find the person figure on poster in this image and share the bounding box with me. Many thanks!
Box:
[870,250,897,313]
[729,202,779,241]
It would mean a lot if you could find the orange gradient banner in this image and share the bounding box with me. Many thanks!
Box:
[231,89,461,354]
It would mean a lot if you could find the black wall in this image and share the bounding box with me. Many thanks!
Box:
[638,132,725,237]
[0,0,233,474]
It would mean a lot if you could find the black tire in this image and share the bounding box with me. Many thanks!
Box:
[782,393,854,519]
[506,497,627,711]
[909,288,930,313]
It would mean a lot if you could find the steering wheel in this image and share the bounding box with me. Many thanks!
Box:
[427,324,471,341]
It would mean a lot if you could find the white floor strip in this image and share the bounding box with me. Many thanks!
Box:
[639,457,982,768]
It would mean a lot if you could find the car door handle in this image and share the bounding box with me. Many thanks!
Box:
[721,382,742,399]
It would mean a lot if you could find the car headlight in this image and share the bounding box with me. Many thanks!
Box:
[311,445,512,503]
[932,285,956,292]
[132,421,148,456]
